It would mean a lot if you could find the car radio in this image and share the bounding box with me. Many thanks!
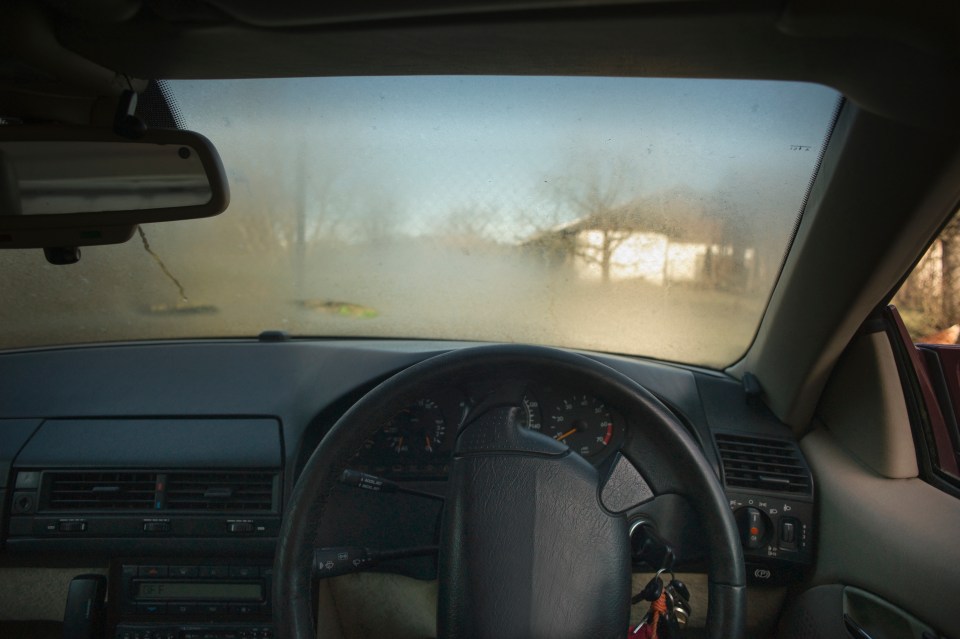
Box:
[110,562,274,639]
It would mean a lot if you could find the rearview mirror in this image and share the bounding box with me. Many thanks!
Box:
[0,126,229,251]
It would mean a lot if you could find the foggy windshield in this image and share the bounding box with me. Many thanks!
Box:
[0,77,840,367]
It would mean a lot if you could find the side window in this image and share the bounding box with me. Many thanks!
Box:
[891,214,960,489]
[893,215,960,344]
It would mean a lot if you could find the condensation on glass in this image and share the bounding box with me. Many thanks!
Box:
[0,77,841,367]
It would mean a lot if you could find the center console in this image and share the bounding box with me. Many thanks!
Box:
[109,561,274,639]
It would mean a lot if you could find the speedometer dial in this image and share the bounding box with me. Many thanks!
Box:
[519,394,542,431]
[544,394,615,458]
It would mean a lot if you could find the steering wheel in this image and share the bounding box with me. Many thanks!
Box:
[275,344,746,638]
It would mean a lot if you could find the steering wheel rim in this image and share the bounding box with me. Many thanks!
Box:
[275,344,746,638]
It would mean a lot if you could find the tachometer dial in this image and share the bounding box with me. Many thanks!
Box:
[382,398,446,456]
[544,394,615,458]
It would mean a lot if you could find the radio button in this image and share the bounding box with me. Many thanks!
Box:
[136,602,166,615]
[138,565,168,578]
[199,566,229,579]
[170,565,199,578]
[230,604,258,615]
[169,603,196,615]
[198,603,224,615]
[230,566,259,578]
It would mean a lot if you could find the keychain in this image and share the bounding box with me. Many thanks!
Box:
[629,569,691,638]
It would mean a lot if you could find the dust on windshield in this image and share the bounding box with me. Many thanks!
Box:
[0,77,840,367]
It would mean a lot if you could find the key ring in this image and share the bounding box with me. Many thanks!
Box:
[654,567,675,584]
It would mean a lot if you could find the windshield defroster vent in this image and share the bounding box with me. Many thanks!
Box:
[165,472,275,512]
[715,433,812,495]
[44,471,158,510]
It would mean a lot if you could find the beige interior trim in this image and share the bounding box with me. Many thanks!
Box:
[315,578,347,639]
[316,571,786,638]
[802,427,960,633]
[0,567,106,621]
[816,330,919,479]
[322,573,438,639]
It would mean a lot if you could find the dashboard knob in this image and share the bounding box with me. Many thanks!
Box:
[735,506,771,549]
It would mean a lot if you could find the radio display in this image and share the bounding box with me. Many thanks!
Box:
[136,581,263,601]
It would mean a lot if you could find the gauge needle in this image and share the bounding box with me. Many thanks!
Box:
[425,435,433,452]
[395,436,404,452]
[555,428,578,441]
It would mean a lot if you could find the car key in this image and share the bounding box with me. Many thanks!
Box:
[656,591,683,638]
[629,612,651,638]
[630,592,668,638]
[666,578,690,604]
[665,579,691,627]
[630,574,661,636]
[631,574,664,604]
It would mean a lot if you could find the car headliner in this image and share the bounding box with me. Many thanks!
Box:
[1,0,959,431]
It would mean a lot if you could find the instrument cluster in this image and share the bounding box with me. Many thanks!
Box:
[350,381,625,479]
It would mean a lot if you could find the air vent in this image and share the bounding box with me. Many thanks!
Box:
[715,433,812,495]
[166,472,275,512]
[44,471,158,510]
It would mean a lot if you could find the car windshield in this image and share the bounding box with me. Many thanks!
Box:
[0,77,840,367]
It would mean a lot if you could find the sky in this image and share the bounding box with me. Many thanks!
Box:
[169,76,840,239]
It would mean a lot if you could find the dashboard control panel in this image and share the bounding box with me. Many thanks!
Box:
[727,492,814,585]
[110,562,273,639]
[714,430,815,585]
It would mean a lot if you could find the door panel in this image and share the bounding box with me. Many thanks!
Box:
[798,427,960,636]
[791,321,960,638]
[801,427,960,637]
[778,584,943,639]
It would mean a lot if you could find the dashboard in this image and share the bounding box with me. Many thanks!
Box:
[0,338,815,638]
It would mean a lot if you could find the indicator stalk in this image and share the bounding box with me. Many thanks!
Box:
[339,469,444,501]
[314,546,438,579]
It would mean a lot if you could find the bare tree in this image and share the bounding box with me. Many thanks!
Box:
[536,158,642,282]
[347,192,402,245]
[940,215,960,324]
[436,204,505,247]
